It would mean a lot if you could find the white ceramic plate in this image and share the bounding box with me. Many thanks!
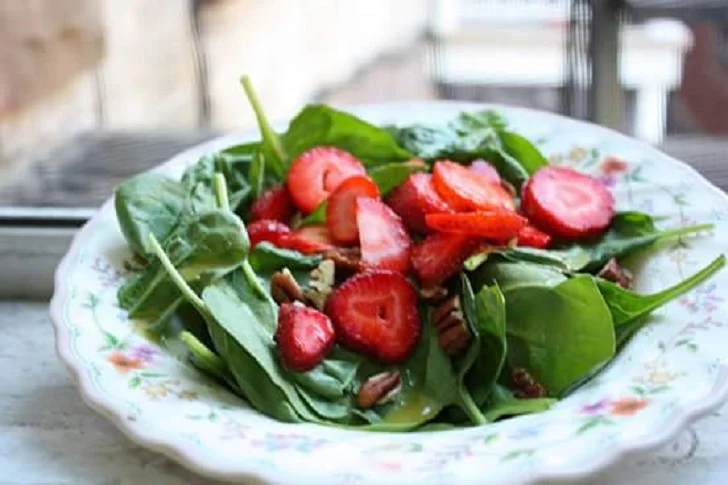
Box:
[50,102,728,484]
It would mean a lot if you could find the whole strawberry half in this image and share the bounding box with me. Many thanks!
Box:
[325,270,420,364]
[275,302,335,372]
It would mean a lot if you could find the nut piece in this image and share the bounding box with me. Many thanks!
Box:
[597,257,633,289]
[304,259,336,310]
[512,367,548,399]
[432,295,471,357]
[270,268,305,304]
[357,370,402,409]
[322,247,362,274]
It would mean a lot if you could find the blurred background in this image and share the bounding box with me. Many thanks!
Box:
[0,0,726,211]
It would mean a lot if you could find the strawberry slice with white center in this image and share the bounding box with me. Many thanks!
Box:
[520,166,614,240]
[433,160,515,212]
[287,146,366,213]
[326,175,381,245]
[356,197,412,273]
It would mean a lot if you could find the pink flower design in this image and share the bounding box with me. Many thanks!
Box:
[580,399,608,415]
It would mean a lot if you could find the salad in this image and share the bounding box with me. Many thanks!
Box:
[114,76,725,430]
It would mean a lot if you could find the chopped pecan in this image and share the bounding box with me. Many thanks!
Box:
[597,257,633,289]
[356,370,401,409]
[432,295,471,357]
[512,367,548,399]
[304,259,336,310]
[322,247,362,274]
[270,269,306,304]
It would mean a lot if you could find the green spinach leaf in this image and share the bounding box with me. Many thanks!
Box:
[499,131,548,174]
[503,275,616,395]
[470,261,567,293]
[118,210,249,322]
[388,110,544,189]
[181,152,252,212]
[459,277,508,408]
[597,255,725,327]
[556,212,713,272]
[282,105,413,168]
[115,172,186,257]
[367,162,426,195]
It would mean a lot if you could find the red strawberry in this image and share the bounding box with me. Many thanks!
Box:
[411,233,480,288]
[516,225,552,249]
[247,219,290,248]
[469,159,500,183]
[250,185,295,223]
[275,302,335,372]
[326,175,380,244]
[287,147,366,213]
[325,271,420,364]
[521,166,614,240]
[247,220,333,254]
[386,173,452,234]
[433,160,515,212]
[279,225,335,254]
[425,210,527,241]
[356,197,412,272]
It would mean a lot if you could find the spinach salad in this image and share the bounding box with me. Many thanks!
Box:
[113,76,725,430]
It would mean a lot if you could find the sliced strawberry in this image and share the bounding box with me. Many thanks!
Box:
[386,173,452,234]
[287,147,366,213]
[411,233,480,288]
[469,159,500,183]
[356,197,412,272]
[326,176,380,244]
[425,210,527,241]
[250,185,295,223]
[433,160,515,212]
[247,220,333,254]
[516,225,552,249]
[279,225,335,254]
[325,271,420,364]
[521,166,614,240]
[275,302,335,372]
[247,219,290,248]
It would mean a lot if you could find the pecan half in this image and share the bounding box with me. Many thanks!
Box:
[597,257,633,289]
[304,259,336,310]
[512,367,548,399]
[270,268,306,304]
[322,247,362,274]
[356,370,402,409]
[432,295,471,357]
